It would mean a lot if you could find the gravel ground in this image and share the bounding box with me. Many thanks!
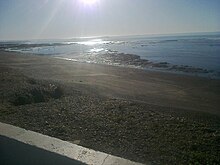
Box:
[0,65,220,164]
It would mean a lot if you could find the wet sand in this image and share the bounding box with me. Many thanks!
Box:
[0,51,220,164]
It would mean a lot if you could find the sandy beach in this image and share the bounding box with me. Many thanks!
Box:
[0,51,220,164]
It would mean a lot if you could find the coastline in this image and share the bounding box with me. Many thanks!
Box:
[0,51,220,164]
[1,32,220,80]
[3,48,219,79]
[59,52,217,79]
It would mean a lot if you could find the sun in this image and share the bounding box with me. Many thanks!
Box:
[81,0,98,5]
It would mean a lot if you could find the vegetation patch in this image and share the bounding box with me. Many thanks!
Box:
[0,67,63,106]
[11,85,63,106]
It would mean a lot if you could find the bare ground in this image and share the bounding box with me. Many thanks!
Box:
[0,51,220,164]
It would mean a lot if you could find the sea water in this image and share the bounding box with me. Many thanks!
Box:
[1,32,220,78]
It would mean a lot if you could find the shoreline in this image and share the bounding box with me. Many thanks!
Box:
[0,51,220,164]
[3,48,220,80]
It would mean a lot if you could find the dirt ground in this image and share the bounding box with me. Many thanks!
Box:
[0,51,220,164]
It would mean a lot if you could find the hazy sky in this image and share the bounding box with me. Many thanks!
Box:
[0,0,220,40]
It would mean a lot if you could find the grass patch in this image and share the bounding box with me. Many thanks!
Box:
[12,85,63,106]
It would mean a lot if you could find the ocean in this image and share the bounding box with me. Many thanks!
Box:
[1,32,220,78]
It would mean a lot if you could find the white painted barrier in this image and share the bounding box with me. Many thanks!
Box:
[0,122,146,165]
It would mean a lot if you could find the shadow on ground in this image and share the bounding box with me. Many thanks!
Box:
[0,135,86,165]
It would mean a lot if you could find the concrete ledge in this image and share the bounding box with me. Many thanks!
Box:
[0,122,145,165]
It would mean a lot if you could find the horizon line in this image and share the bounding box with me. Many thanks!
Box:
[1,30,220,42]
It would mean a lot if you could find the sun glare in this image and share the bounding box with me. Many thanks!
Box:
[81,0,98,5]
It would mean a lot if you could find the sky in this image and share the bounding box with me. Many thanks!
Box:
[0,0,220,40]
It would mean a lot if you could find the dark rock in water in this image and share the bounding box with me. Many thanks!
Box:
[78,52,214,76]
[169,65,210,73]
[152,62,169,68]
[159,62,169,65]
